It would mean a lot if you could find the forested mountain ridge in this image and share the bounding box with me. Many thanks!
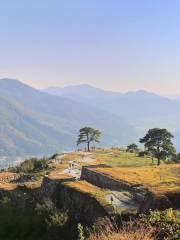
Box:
[0,79,136,157]
[44,84,180,123]
[44,84,180,150]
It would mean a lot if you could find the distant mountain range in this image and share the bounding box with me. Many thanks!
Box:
[44,84,180,150]
[166,94,180,100]
[0,79,136,158]
[0,78,180,160]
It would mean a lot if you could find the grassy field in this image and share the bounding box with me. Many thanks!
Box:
[48,148,156,169]
[3,148,178,197]
[47,149,179,195]
[95,164,180,194]
[90,148,156,167]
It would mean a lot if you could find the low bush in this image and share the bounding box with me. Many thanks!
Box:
[88,209,180,240]
[88,223,153,240]
[16,157,49,173]
[139,209,180,239]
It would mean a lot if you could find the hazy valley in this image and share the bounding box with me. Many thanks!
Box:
[45,84,180,149]
[0,79,136,164]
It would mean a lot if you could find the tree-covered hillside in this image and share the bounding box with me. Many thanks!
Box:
[44,84,180,150]
[0,79,137,158]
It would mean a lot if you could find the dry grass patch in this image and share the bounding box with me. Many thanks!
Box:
[60,152,82,162]
[47,173,74,181]
[95,164,180,194]
[0,182,17,191]
[89,225,153,240]
[48,162,69,171]
[0,172,17,178]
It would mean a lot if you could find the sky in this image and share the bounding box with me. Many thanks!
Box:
[0,0,180,94]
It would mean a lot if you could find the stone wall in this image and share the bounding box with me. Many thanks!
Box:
[57,184,109,224]
[81,166,173,212]
[40,175,76,200]
[39,167,176,222]
[81,166,132,191]
[81,166,148,203]
[40,175,110,224]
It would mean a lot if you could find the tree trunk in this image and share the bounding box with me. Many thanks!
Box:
[87,142,90,152]
[157,144,161,166]
[157,157,161,166]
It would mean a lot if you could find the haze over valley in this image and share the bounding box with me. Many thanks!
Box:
[0,78,180,167]
[45,83,180,149]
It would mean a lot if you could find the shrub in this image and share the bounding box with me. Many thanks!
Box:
[77,223,85,240]
[16,157,48,173]
[138,151,148,157]
[0,196,72,240]
[171,153,180,163]
[126,144,139,153]
[35,200,68,229]
[89,210,180,240]
[88,223,153,240]
[139,209,180,239]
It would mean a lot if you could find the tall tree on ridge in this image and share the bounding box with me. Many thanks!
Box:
[140,128,175,165]
[77,127,101,152]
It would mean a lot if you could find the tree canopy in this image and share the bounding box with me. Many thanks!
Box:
[126,144,139,153]
[139,128,175,165]
[77,127,101,151]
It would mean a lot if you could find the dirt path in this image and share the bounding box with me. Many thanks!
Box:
[106,191,140,209]
[61,153,94,178]
[79,155,94,163]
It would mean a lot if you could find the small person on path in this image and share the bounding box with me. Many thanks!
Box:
[110,196,114,205]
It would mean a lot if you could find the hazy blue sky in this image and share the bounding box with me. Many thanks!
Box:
[0,0,180,94]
